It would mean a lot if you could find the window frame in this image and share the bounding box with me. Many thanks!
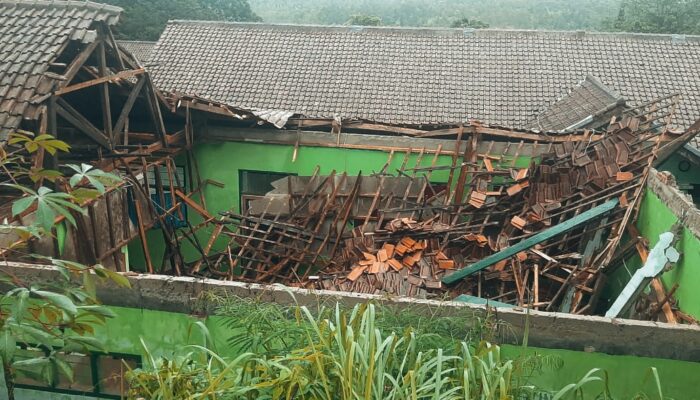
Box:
[238,169,296,214]
[14,346,141,399]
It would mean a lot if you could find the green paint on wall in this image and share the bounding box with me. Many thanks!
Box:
[606,189,700,320]
[501,344,700,399]
[658,153,700,186]
[128,139,531,270]
[18,305,697,399]
[634,189,700,319]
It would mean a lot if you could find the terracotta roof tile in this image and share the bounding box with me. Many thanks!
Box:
[0,0,121,140]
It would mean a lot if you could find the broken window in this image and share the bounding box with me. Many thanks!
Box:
[147,165,188,228]
[239,170,295,214]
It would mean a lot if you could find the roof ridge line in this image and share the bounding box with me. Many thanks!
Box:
[585,75,625,103]
[0,0,122,14]
[165,20,700,41]
[117,39,157,44]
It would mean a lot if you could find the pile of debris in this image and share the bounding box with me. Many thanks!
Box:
[191,97,696,316]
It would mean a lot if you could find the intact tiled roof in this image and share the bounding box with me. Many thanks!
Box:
[117,40,155,64]
[0,0,121,140]
[150,22,700,131]
[528,75,625,131]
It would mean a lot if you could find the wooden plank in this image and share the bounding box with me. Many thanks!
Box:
[105,25,126,70]
[97,39,113,145]
[55,97,111,148]
[133,199,154,273]
[55,68,145,95]
[113,77,145,141]
[174,189,214,220]
[420,126,604,142]
[62,40,100,85]
[442,199,619,284]
[143,73,168,147]
[344,122,428,136]
[192,224,224,273]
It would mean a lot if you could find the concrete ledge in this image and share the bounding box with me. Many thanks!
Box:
[4,262,700,362]
[647,168,700,239]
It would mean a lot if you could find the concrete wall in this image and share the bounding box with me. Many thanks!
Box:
[3,263,700,399]
[5,262,700,362]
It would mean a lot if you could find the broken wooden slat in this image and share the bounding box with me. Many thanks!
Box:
[442,199,619,285]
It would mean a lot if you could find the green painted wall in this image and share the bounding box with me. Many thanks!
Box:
[635,190,700,319]
[128,140,532,270]
[605,189,700,320]
[8,306,700,399]
[658,153,700,187]
[501,345,700,398]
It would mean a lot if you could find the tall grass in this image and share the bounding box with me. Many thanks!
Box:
[126,299,669,400]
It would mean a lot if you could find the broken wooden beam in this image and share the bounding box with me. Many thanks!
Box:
[442,198,619,285]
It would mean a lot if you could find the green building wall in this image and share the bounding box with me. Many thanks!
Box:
[128,140,532,270]
[618,189,700,319]
[127,139,700,320]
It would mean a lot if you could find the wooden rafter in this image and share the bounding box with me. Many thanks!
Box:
[55,68,145,95]
[61,40,100,85]
[55,96,111,149]
[113,77,146,141]
[97,38,113,142]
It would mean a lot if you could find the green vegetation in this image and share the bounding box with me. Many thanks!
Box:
[451,18,490,29]
[347,14,382,26]
[96,0,261,40]
[248,0,700,34]
[126,297,668,399]
[248,0,622,30]
[602,0,700,35]
[0,131,129,399]
[99,0,700,41]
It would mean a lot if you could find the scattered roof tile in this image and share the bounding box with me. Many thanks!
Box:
[528,75,626,131]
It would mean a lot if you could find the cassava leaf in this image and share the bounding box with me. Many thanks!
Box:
[32,289,78,316]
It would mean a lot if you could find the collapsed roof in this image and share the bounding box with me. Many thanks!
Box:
[148,21,700,132]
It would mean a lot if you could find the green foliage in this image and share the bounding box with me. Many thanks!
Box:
[1,131,128,399]
[66,163,121,194]
[602,0,700,34]
[7,131,70,156]
[127,299,670,399]
[248,0,622,31]
[451,17,490,29]
[96,0,261,40]
[6,185,84,231]
[347,14,382,26]
[126,301,622,399]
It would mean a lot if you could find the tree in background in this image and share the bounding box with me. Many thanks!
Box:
[603,0,700,34]
[97,0,261,40]
[450,17,490,29]
[346,14,382,26]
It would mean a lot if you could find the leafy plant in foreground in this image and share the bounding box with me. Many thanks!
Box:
[1,131,129,399]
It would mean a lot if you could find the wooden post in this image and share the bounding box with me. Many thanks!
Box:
[97,38,113,148]
[133,199,154,273]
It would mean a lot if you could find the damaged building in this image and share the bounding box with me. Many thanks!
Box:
[2,1,700,398]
